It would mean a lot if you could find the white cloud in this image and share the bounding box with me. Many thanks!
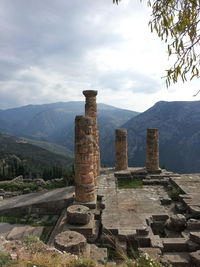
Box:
[0,0,199,112]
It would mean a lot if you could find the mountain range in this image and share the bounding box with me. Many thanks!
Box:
[103,100,200,173]
[0,102,138,155]
[1,100,200,174]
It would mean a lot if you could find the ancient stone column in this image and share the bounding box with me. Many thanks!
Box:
[115,129,128,170]
[146,128,160,172]
[74,115,95,203]
[82,90,100,184]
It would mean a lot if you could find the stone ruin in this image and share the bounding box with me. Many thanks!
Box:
[2,90,200,266]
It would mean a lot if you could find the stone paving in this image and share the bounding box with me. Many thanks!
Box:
[1,168,200,265]
[98,168,168,236]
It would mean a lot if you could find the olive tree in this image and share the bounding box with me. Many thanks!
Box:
[113,0,200,87]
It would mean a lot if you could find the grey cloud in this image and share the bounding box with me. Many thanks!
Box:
[95,70,161,94]
[0,0,156,109]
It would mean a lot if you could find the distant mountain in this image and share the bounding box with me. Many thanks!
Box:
[103,100,200,173]
[0,102,139,156]
[0,133,73,180]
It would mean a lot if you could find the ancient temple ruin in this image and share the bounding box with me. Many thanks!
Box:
[1,91,200,266]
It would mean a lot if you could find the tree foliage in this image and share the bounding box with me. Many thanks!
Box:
[113,0,200,86]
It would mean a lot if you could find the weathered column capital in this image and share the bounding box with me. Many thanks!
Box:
[116,128,127,136]
[83,90,98,97]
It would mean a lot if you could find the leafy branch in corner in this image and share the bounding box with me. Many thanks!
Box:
[113,0,200,87]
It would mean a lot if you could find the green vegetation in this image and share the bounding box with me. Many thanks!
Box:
[168,188,181,201]
[0,183,38,192]
[25,138,73,158]
[0,135,73,181]
[69,259,96,267]
[0,214,58,227]
[126,254,164,267]
[1,235,167,267]
[0,251,16,267]
[118,179,143,189]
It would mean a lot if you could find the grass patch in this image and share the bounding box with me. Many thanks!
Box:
[0,183,38,192]
[168,188,181,201]
[69,259,96,267]
[118,179,143,189]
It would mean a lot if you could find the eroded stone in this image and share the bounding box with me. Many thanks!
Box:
[67,205,91,225]
[54,230,87,255]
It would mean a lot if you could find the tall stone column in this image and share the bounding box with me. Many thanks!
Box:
[82,90,100,184]
[74,115,95,203]
[115,129,128,170]
[146,128,160,173]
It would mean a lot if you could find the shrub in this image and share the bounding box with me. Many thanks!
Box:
[0,183,38,192]
[168,188,180,201]
[0,251,16,267]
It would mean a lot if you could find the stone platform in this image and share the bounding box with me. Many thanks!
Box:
[1,168,200,265]
[0,187,74,215]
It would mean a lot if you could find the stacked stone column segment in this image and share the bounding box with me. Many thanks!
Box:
[74,115,95,203]
[146,128,160,171]
[115,128,128,170]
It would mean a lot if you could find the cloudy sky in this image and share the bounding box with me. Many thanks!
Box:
[0,0,199,112]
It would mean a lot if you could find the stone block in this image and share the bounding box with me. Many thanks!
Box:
[190,232,200,245]
[162,238,189,252]
[54,231,88,255]
[186,219,200,231]
[162,252,191,267]
[190,250,200,266]
[67,205,91,225]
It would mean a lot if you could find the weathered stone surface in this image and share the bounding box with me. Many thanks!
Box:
[165,214,186,232]
[187,219,200,230]
[75,116,96,203]
[162,238,189,252]
[115,129,128,170]
[90,244,107,264]
[54,231,87,255]
[162,252,191,267]
[67,205,91,225]
[0,187,74,216]
[11,175,23,184]
[7,225,43,240]
[190,250,200,266]
[34,178,46,186]
[190,232,200,245]
[139,247,162,262]
[146,128,160,172]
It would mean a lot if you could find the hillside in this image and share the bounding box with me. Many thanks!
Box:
[102,101,200,173]
[0,133,73,180]
[0,102,139,154]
